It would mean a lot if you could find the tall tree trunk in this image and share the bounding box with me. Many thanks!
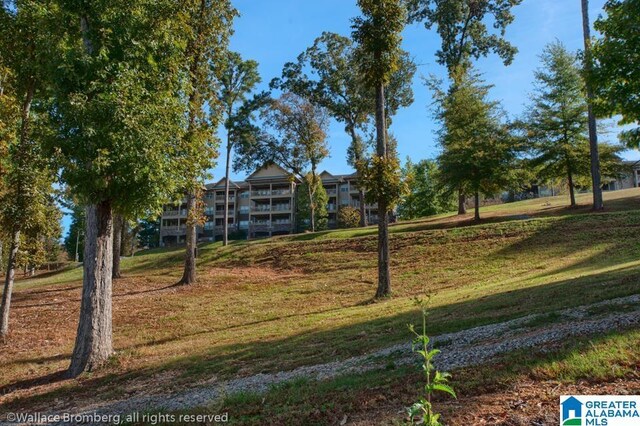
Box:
[359,189,367,227]
[112,215,123,279]
[474,191,480,221]
[307,180,316,232]
[0,78,35,338]
[458,190,467,215]
[581,0,604,210]
[375,81,391,298]
[0,230,20,338]
[568,170,577,207]
[67,201,114,377]
[348,126,368,228]
[179,192,197,285]
[223,137,232,246]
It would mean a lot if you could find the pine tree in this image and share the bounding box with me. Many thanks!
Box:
[432,68,515,221]
[524,42,594,207]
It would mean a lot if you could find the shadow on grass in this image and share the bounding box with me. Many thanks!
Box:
[2,260,639,412]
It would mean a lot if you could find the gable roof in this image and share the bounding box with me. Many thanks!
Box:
[206,177,242,190]
[246,162,295,182]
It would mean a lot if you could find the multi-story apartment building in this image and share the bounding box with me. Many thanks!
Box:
[159,163,378,246]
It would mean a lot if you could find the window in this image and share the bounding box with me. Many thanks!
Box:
[239,206,250,214]
[239,220,249,229]
[340,185,349,192]
[240,191,249,199]
[205,192,214,199]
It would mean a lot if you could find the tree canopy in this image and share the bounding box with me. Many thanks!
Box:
[592,0,640,148]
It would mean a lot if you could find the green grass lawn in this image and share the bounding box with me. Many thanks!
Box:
[2,188,639,414]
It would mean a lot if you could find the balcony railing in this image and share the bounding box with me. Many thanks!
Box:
[251,190,271,197]
[251,189,292,197]
[250,204,291,212]
[215,196,235,202]
[163,210,187,217]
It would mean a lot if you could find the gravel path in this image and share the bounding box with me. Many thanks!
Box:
[11,294,640,424]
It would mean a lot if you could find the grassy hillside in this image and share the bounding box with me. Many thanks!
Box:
[1,188,639,416]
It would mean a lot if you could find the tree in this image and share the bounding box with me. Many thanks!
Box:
[352,0,408,298]
[47,0,226,376]
[581,0,604,210]
[112,215,125,279]
[407,0,522,215]
[398,158,456,220]
[524,42,611,208]
[64,203,85,262]
[137,218,160,249]
[238,93,330,232]
[432,67,515,221]
[217,52,262,246]
[273,32,415,227]
[592,0,640,149]
[0,0,59,338]
[337,206,362,229]
[177,0,236,285]
[296,175,329,232]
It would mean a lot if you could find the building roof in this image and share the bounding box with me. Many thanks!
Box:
[203,165,358,189]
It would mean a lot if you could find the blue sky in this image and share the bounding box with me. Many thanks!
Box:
[215,0,639,182]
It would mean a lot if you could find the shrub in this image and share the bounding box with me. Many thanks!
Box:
[337,206,361,228]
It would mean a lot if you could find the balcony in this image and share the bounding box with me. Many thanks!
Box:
[251,189,292,197]
[251,189,272,197]
[271,189,292,197]
[251,205,272,212]
[215,196,235,202]
[160,225,186,236]
[214,210,235,217]
[326,188,337,195]
[163,210,186,217]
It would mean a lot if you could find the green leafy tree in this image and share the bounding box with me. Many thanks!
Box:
[296,176,329,232]
[47,0,230,376]
[524,42,615,208]
[352,0,408,298]
[337,206,361,229]
[592,0,640,149]
[273,32,415,227]
[137,218,160,249]
[218,52,262,246]
[0,0,60,338]
[408,0,522,214]
[64,203,86,262]
[399,158,456,220]
[407,0,522,72]
[431,67,516,221]
[237,93,330,232]
[177,0,236,285]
